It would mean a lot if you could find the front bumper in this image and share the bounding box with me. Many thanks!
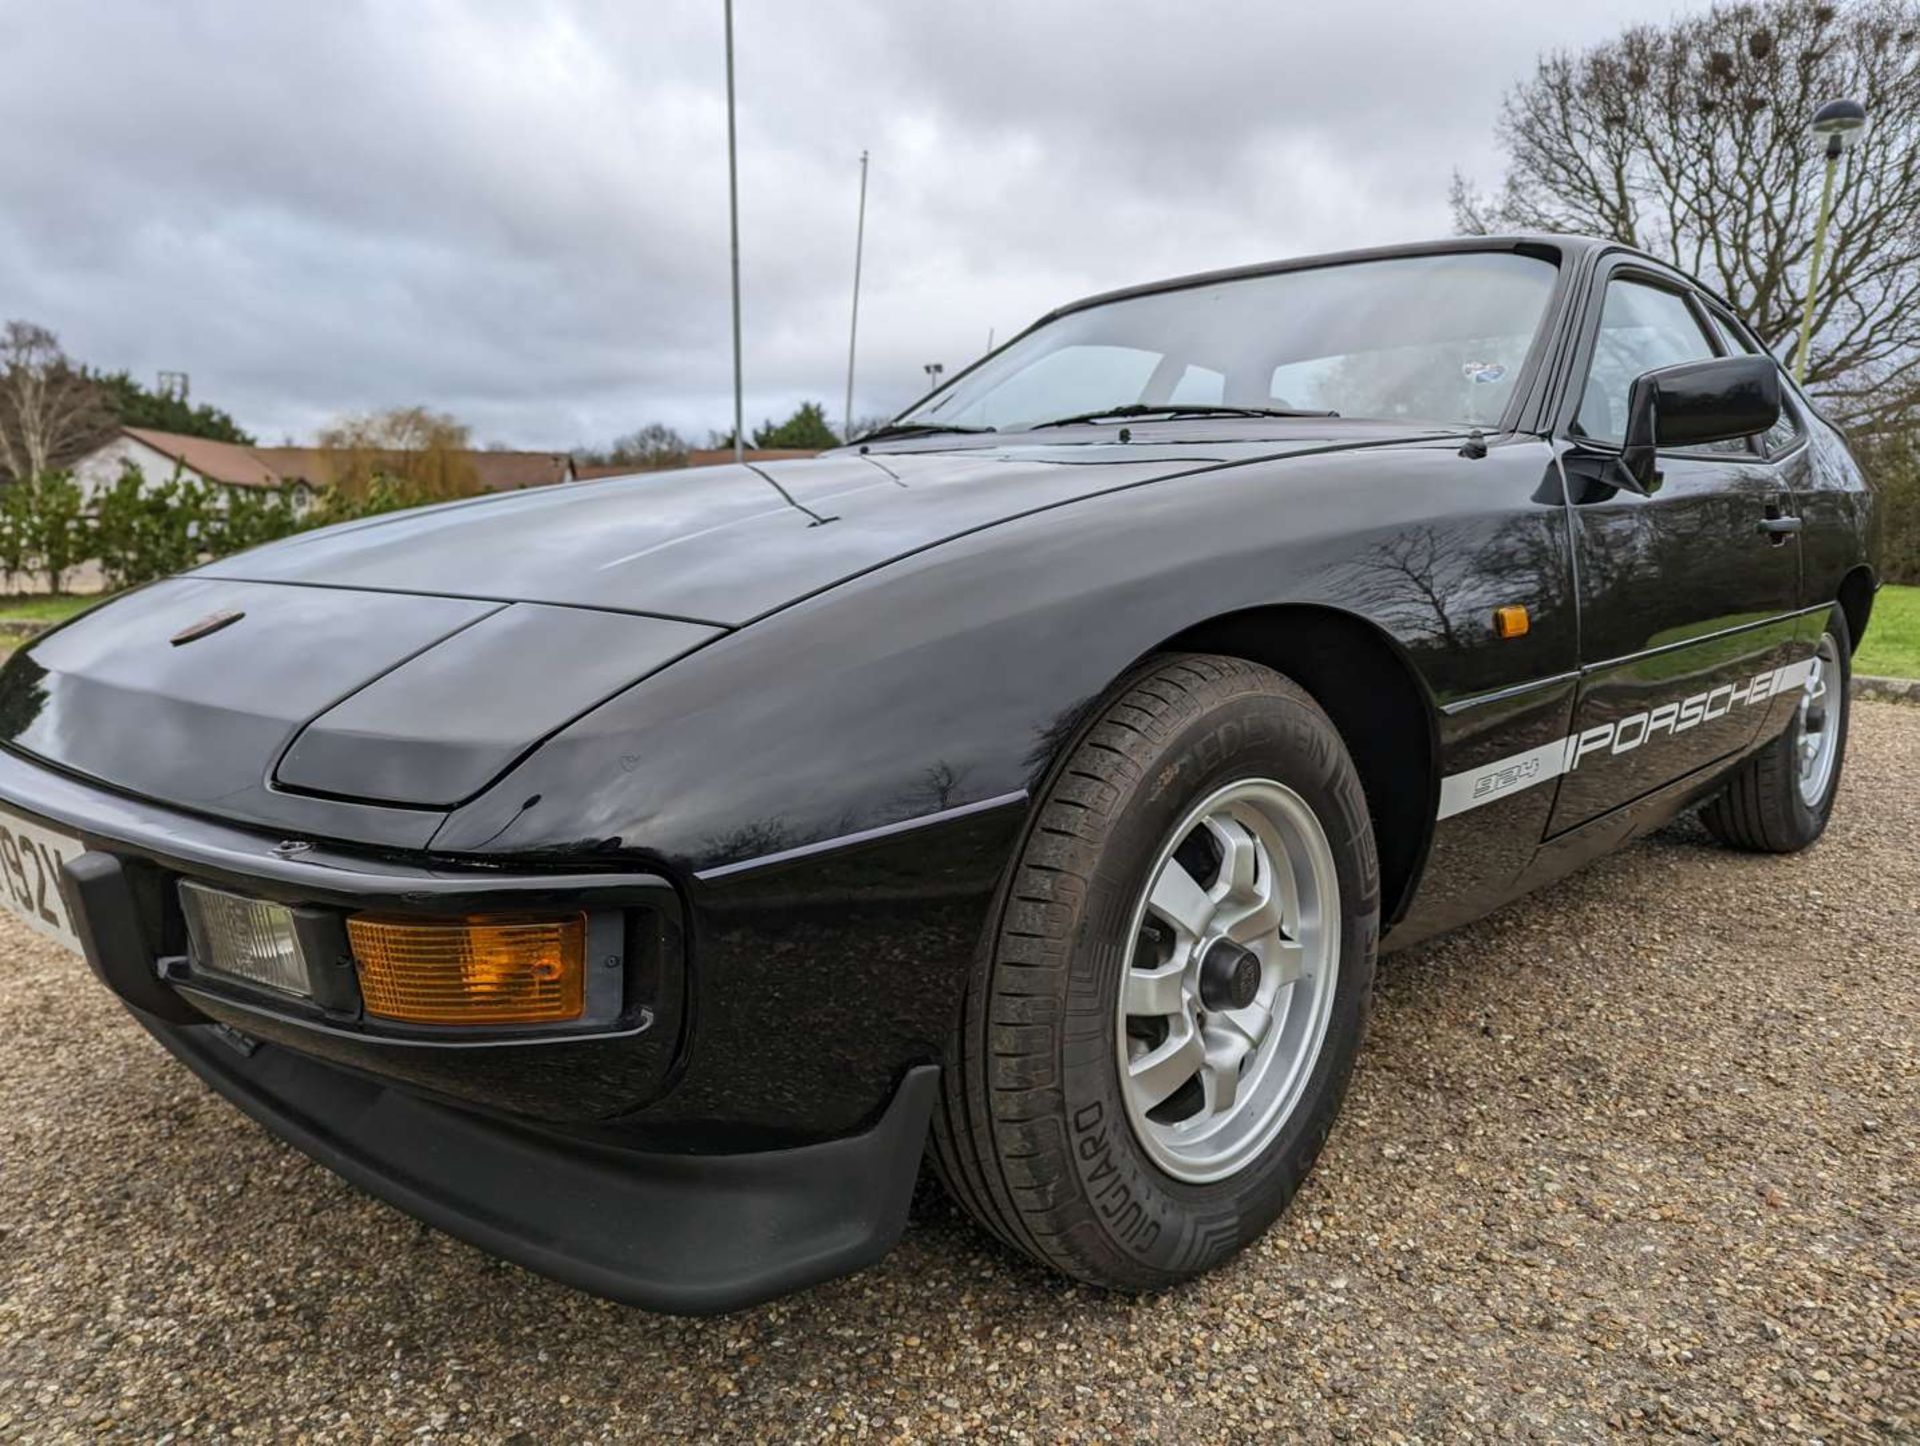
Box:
[136,1006,936,1314]
[2,746,938,1313]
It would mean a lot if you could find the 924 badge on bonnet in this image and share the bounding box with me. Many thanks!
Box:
[169,609,245,646]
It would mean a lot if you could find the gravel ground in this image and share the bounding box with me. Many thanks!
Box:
[2,706,1916,1444]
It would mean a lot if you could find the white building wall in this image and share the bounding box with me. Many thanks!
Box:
[27,435,235,595]
[68,436,209,501]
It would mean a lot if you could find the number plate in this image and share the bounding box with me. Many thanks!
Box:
[0,805,84,956]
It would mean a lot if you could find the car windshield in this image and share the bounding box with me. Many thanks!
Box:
[899,251,1559,434]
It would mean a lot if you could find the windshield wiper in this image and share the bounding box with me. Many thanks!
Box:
[855,421,997,444]
[1029,404,1339,429]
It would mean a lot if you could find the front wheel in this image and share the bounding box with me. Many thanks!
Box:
[1701,611,1851,853]
[930,654,1378,1291]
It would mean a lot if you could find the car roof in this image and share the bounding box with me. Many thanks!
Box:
[1042,233,1644,324]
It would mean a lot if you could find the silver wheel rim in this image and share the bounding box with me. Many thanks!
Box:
[1115,778,1341,1185]
[1796,632,1841,808]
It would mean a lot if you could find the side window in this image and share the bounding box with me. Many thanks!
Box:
[1703,310,1748,355]
[1575,279,1723,446]
[1756,397,1804,457]
[1705,308,1805,458]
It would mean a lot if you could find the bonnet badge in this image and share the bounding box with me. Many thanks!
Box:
[170,610,245,646]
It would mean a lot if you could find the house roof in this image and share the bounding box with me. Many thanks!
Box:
[460,450,577,492]
[574,449,820,481]
[123,428,281,488]
[120,428,574,493]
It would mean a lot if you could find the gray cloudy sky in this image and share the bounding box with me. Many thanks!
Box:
[0,0,1690,450]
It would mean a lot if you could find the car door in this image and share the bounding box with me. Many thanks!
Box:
[1546,264,1804,835]
[1699,301,1825,570]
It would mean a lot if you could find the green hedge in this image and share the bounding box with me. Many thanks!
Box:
[1859,432,1920,587]
[0,464,436,593]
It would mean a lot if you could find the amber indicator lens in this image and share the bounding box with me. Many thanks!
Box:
[1493,604,1531,640]
[347,914,586,1025]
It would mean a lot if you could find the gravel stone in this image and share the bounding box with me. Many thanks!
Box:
[2,703,1916,1441]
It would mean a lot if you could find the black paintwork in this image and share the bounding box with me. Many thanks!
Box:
[0,236,1878,1294]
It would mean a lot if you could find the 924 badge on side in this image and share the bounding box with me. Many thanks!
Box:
[0,234,1878,1312]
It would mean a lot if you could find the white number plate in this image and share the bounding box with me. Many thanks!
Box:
[0,805,84,956]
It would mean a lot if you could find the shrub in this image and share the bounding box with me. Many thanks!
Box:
[85,464,426,589]
[93,463,217,588]
[1,473,89,592]
[302,473,436,528]
[0,485,30,581]
[205,482,302,557]
[0,463,453,594]
[1860,431,1920,586]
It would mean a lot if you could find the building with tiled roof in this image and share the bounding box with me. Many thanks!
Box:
[71,427,575,508]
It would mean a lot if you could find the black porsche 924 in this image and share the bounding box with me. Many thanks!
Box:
[0,234,1878,1313]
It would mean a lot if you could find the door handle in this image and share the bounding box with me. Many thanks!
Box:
[1758,497,1801,546]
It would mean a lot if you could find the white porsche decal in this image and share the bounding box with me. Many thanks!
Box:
[1436,655,1816,820]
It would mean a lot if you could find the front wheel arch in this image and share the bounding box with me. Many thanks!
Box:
[1155,605,1438,930]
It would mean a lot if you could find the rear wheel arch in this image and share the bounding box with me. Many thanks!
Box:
[1154,605,1438,929]
[1836,566,1875,653]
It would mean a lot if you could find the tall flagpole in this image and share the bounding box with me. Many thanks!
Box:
[843,150,869,443]
[724,0,744,463]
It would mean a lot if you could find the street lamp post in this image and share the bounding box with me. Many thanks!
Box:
[1793,98,1868,385]
[923,362,944,391]
[724,0,745,463]
[843,150,869,444]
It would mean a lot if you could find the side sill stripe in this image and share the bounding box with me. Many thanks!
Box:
[693,789,1031,881]
[1436,736,1573,821]
[1436,655,1814,821]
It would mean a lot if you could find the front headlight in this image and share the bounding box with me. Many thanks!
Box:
[178,881,314,999]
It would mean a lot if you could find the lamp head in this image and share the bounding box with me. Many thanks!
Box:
[1811,98,1868,155]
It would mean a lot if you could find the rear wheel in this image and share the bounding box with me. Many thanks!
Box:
[930,654,1378,1290]
[1701,611,1851,853]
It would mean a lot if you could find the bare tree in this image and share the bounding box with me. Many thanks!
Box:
[1352,528,1470,653]
[579,422,691,470]
[0,321,114,482]
[317,405,478,498]
[1453,0,1920,435]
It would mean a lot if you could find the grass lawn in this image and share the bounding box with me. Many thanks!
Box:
[1856,583,1920,680]
[0,594,100,625]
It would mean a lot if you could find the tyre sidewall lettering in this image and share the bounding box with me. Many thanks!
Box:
[1068,1099,1161,1252]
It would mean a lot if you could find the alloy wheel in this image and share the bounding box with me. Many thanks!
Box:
[1115,778,1341,1184]
[1796,632,1842,808]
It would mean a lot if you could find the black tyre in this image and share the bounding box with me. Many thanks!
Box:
[931,654,1378,1290]
[1701,609,1851,853]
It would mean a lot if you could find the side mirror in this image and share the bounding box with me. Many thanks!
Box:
[1619,355,1781,494]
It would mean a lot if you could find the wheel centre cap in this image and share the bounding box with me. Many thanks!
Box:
[1198,937,1262,1012]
